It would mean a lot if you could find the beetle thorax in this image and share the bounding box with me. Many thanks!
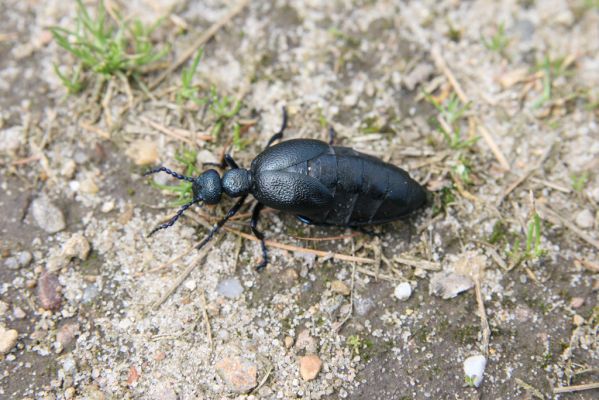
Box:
[222,168,251,198]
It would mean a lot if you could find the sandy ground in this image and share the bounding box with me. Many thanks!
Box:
[1,0,598,399]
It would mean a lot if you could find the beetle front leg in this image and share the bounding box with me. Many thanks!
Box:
[195,195,247,251]
[250,202,268,271]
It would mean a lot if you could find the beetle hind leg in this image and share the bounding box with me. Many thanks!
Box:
[250,202,269,271]
[265,106,288,148]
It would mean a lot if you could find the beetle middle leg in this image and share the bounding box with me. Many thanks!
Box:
[328,126,336,145]
[265,106,288,148]
[250,202,269,271]
[195,195,248,251]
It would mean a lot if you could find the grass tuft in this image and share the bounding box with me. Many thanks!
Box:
[51,0,169,91]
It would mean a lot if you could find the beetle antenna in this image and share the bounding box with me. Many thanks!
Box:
[147,199,199,237]
[143,167,195,182]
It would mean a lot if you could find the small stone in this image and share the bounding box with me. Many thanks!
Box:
[152,383,178,400]
[216,278,243,299]
[127,140,158,165]
[37,272,62,310]
[575,209,594,229]
[17,251,32,268]
[46,255,65,273]
[79,177,99,194]
[281,268,299,284]
[64,387,76,400]
[5,251,33,270]
[299,354,322,381]
[60,160,77,178]
[184,280,197,291]
[463,354,486,387]
[394,282,412,301]
[101,200,115,213]
[215,356,257,393]
[284,336,294,349]
[573,314,585,326]
[0,301,8,316]
[330,280,350,296]
[13,307,26,319]
[62,233,91,261]
[31,195,66,233]
[0,326,18,354]
[429,272,474,299]
[57,322,80,348]
[570,297,584,309]
[403,63,434,91]
[295,329,317,353]
[0,125,23,153]
[354,297,375,316]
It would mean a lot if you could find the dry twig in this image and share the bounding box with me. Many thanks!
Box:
[431,47,511,171]
[553,382,599,394]
[152,240,216,309]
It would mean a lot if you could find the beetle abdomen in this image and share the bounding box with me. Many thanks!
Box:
[305,146,427,226]
[251,139,427,226]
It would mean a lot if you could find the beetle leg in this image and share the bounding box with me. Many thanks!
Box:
[195,195,248,251]
[224,154,239,169]
[328,126,336,145]
[265,106,288,148]
[250,202,268,271]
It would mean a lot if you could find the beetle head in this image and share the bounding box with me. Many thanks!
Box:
[192,169,222,204]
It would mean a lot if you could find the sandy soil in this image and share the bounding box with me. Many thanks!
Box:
[0,1,598,399]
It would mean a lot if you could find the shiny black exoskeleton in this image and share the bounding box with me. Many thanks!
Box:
[145,108,428,271]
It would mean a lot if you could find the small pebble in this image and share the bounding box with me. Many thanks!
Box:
[215,356,257,393]
[354,297,375,316]
[330,280,351,296]
[295,329,318,353]
[429,272,474,299]
[284,336,294,349]
[281,268,299,284]
[0,125,23,153]
[184,280,197,291]
[216,278,243,299]
[463,354,486,387]
[37,272,62,311]
[0,326,18,354]
[64,387,76,400]
[101,200,115,213]
[57,322,80,348]
[299,354,322,381]
[575,209,594,229]
[573,314,585,326]
[127,140,158,165]
[0,301,8,316]
[62,233,91,261]
[31,195,66,233]
[4,251,32,270]
[82,284,99,303]
[570,297,584,308]
[394,282,412,301]
[60,160,77,178]
[79,177,99,194]
[13,307,26,319]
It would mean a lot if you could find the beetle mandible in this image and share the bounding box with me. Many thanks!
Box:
[145,108,428,271]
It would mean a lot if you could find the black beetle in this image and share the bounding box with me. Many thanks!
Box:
[145,108,428,270]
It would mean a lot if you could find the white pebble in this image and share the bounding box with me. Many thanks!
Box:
[216,278,243,298]
[575,209,594,229]
[463,354,487,387]
[394,282,412,301]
